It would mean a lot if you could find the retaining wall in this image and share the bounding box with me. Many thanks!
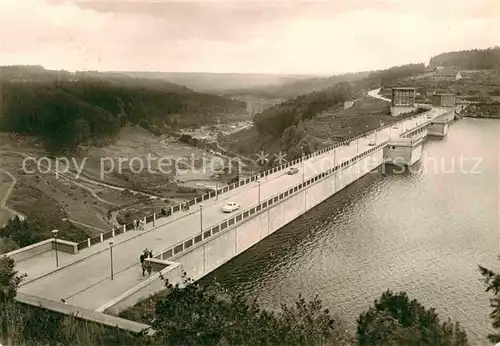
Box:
[169,147,385,282]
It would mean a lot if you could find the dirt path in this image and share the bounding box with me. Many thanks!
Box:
[63,218,107,233]
[0,150,123,204]
[0,168,26,224]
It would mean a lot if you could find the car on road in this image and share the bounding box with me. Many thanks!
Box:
[427,114,432,119]
[222,201,241,213]
[287,167,299,175]
[368,140,376,146]
[392,124,399,129]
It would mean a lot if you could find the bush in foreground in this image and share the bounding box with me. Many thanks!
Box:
[357,290,468,346]
[479,259,500,343]
[149,275,352,346]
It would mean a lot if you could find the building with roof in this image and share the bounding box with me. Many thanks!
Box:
[390,87,417,116]
[432,93,456,107]
[433,68,462,81]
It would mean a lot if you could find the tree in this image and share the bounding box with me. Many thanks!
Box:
[479,260,500,343]
[357,290,468,346]
[151,274,351,346]
[0,216,44,248]
[0,256,26,304]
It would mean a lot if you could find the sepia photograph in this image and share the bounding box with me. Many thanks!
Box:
[0,0,499,345]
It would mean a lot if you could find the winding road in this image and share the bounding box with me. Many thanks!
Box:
[0,168,25,226]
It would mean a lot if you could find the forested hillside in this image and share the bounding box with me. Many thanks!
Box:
[220,63,426,161]
[223,71,371,99]
[253,63,425,139]
[429,47,500,70]
[0,67,246,152]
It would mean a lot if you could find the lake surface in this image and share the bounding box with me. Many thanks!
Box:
[203,118,499,345]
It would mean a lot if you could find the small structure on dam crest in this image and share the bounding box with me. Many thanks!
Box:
[391,87,417,116]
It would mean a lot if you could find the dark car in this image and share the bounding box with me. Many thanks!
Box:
[288,167,299,175]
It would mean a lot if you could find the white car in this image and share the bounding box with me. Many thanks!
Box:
[368,140,376,146]
[392,124,399,129]
[222,202,241,213]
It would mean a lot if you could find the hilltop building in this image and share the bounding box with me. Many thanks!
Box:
[433,68,462,81]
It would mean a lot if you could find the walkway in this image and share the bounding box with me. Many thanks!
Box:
[14,103,450,312]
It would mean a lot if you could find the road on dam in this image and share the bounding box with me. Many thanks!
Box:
[16,106,448,311]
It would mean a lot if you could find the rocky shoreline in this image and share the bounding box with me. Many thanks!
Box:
[462,103,500,119]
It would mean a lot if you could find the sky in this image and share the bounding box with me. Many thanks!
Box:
[0,0,499,75]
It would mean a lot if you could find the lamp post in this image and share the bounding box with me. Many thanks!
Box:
[215,174,219,200]
[109,240,114,280]
[52,229,59,267]
[301,146,305,183]
[257,180,261,204]
[199,204,203,234]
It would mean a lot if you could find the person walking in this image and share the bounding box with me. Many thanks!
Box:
[139,252,146,276]
[146,250,153,275]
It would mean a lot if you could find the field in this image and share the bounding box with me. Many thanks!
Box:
[0,123,248,245]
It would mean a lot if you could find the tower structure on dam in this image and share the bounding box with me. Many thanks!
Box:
[391,87,417,116]
[432,93,456,107]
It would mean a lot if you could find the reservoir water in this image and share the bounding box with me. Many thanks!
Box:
[203,118,499,345]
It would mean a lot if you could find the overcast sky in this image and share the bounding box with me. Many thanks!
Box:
[0,0,498,75]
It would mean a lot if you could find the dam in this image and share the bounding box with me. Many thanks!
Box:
[5,90,462,331]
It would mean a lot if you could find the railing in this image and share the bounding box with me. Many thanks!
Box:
[155,142,387,261]
[76,109,432,252]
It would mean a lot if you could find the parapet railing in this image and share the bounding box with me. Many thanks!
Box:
[154,142,387,261]
[75,108,432,252]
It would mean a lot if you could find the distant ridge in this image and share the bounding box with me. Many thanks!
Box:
[106,71,316,93]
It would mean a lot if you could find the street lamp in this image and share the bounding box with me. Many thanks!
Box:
[257,180,261,204]
[199,204,203,234]
[109,240,114,280]
[301,146,305,183]
[215,174,219,200]
[52,229,59,267]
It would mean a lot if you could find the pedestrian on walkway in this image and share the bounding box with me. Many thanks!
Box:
[146,252,152,275]
[139,252,146,276]
[133,219,137,231]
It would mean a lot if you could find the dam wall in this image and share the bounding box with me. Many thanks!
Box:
[160,145,385,283]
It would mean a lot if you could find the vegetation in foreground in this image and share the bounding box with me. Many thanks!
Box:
[2,255,500,345]
[0,216,88,254]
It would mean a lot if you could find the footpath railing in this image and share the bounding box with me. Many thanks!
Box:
[154,142,387,261]
[75,108,433,252]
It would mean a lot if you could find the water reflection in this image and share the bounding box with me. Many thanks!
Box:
[202,119,499,345]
